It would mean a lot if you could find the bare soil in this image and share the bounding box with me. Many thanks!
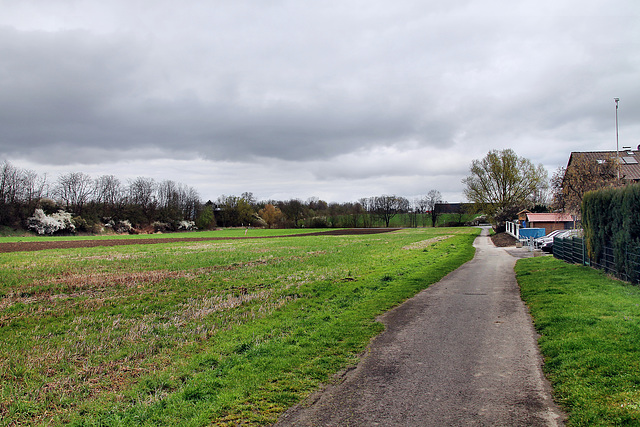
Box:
[490,232,518,247]
[0,228,402,253]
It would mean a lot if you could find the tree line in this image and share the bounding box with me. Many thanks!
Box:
[0,160,450,234]
[6,147,585,235]
[0,161,203,233]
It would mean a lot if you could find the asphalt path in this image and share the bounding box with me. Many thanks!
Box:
[275,227,565,426]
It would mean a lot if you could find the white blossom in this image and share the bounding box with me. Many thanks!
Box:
[177,220,196,231]
[28,209,75,235]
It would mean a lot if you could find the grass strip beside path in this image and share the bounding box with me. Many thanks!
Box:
[516,256,640,426]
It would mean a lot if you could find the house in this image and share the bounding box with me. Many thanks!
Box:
[566,148,640,182]
[557,148,640,217]
[525,212,575,235]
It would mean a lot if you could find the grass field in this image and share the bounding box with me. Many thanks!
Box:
[0,228,332,243]
[516,256,640,426]
[1,227,479,426]
[386,213,476,228]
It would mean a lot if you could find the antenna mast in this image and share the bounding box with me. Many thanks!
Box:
[615,98,620,180]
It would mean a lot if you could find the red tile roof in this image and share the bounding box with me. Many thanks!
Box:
[526,213,574,223]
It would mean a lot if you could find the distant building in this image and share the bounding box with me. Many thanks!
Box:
[433,203,472,214]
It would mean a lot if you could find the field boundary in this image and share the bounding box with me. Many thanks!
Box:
[0,228,402,253]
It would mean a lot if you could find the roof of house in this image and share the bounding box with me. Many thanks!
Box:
[568,150,640,181]
[526,213,574,223]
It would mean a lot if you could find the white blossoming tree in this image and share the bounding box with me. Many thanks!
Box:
[177,220,196,231]
[27,209,76,235]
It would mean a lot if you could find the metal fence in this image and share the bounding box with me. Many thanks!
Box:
[553,236,640,284]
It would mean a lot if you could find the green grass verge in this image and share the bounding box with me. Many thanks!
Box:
[516,256,640,426]
[0,227,478,426]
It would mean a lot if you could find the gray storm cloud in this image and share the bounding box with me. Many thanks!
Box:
[0,0,638,201]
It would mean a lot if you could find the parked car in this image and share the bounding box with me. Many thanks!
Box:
[539,229,582,253]
[534,230,565,250]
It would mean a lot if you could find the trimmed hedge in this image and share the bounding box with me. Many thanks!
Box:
[582,184,640,282]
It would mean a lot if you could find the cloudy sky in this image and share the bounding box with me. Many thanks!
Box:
[1,0,638,203]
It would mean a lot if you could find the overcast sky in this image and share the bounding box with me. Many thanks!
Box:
[1,0,638,203]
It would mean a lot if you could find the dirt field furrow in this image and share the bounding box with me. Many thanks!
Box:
[0,228,401,253]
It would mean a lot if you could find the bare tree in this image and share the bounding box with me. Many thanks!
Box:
[371,195,409,227]
[94,175,124,216]
[0,161,23,224]
[408,199,421,228]
[20,169,47,206]
[54,172,94,215]
[128,177,156,206]
[0,161,21,206]
[359,197,373,227]
[415,196,430,227]
[426,189,444,227]
[157,180,181,221]
[415,190,444,227]
[182,185,200,221]
[0,161,48,224]
[551,156,618,215]
[127,177,157,223]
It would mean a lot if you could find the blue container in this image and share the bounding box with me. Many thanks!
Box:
[519,228,545,239]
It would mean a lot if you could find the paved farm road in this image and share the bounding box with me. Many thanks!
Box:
[276,227,565,426]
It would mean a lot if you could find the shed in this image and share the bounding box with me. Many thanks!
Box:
[525,213,575,235]
[516,210,531,222]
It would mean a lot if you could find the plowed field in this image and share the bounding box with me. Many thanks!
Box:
[0,228,401,253]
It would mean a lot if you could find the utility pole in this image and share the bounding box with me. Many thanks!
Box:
[615,97,620,180]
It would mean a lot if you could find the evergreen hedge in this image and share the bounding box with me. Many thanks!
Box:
[582,184,640,282]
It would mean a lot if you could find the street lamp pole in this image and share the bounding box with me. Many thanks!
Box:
[615,97,620,180]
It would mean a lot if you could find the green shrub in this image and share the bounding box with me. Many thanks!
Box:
[582,183,640,282]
